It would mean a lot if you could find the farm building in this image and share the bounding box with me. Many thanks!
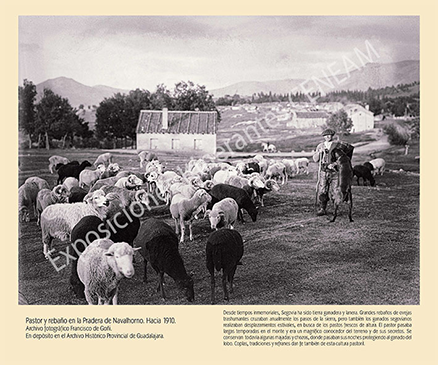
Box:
[343,104,374,132]
[285,110,329,129]
[136,109,218,155]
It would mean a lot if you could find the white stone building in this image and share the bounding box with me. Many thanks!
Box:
[343,104,375,132]
[136,109,218,155]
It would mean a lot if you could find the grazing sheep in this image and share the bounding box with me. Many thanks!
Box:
[138,151,158,168]
[225,174,264,202]
[206,229,244,304]
[282,159,297,177]
[93,152,113,167]
[329,150,354,222]
[18,182,40,222]
[55,160,79,172]
[209,184,259,223]
[101,163,121,178]
[265,162,287,185]
[62,177,79,192]
[114,174,143,190]
[68,186,89,203]
[77,239,140,305]
[295,157,310,175]
[369,158,386,176]
[134,218,194,302]
[255,179,280,207]
[36,185,70,225]
[100,185,150,210]
[24,176,50,191]
[170,189,212,243]
[206,198,239,230]
[353,165,376,186]
[48,155,69,174]
[41,190,109,258]
[79,164,106,189]
[89,176,122,192]
[57,160,92,184]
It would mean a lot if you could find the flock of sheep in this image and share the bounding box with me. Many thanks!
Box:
[19,150,386,305]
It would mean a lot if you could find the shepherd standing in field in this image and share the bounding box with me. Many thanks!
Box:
[313,129,354,216]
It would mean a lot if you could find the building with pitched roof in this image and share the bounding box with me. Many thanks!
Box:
[136,109,218,154]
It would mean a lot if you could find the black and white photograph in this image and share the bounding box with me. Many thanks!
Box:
[18,15,420,306]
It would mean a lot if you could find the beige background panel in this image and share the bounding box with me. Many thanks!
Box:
[3,1,437,364]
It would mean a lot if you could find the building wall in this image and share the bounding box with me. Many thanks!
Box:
[137,133,217,155]
[350,112,374,132]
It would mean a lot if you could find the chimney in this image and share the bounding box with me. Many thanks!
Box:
[162,108,168,130]
[365,104,369,110]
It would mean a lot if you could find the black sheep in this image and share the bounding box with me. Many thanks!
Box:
[68,186,89,203]
[55,160,79,171]
[69,208,141,299]
[206,229,244,304]
[134,218,194,302]
[209,184,259,222]
[242,161,260,175]
[363,162,374,172]
[353,165,376,186]
[57,160,92,184]
[70,216,109,298]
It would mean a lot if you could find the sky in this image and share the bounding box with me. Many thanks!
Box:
[18,16,419,92]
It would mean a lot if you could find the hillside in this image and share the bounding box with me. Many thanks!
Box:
[36,77,129,108]
[210,60,419,98]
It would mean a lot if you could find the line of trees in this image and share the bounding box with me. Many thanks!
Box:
[95,81,220,149]
[19,80,220,149]
[19,79,91,149]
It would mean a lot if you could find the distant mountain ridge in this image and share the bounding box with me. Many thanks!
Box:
[36,77,130,107]
[210,60,419,97]
[34,60,419,109]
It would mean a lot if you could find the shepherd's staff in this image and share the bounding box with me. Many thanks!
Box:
[314,151,323,213]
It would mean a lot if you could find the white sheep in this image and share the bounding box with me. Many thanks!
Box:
[154,171,182,201]
[170,189,212,243]
[41,190,109,258]
[114,174,144,189]
[62,177,79,192]
[282,159,297,177]
[100,186,151,209]
[206,198,239,230]
[36,185,70,225]
[79,164,106,189]
[18,182,40,222]
[213,167,238,184]
[93,152,113,167]
[369,158,386,176]
[295,157,310,175]
[48,155,69,174]
[265,162,287,185]
[77,238,140,305]
[138,151,157,168]
[252,155,268,175]
[25,177,50,191]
